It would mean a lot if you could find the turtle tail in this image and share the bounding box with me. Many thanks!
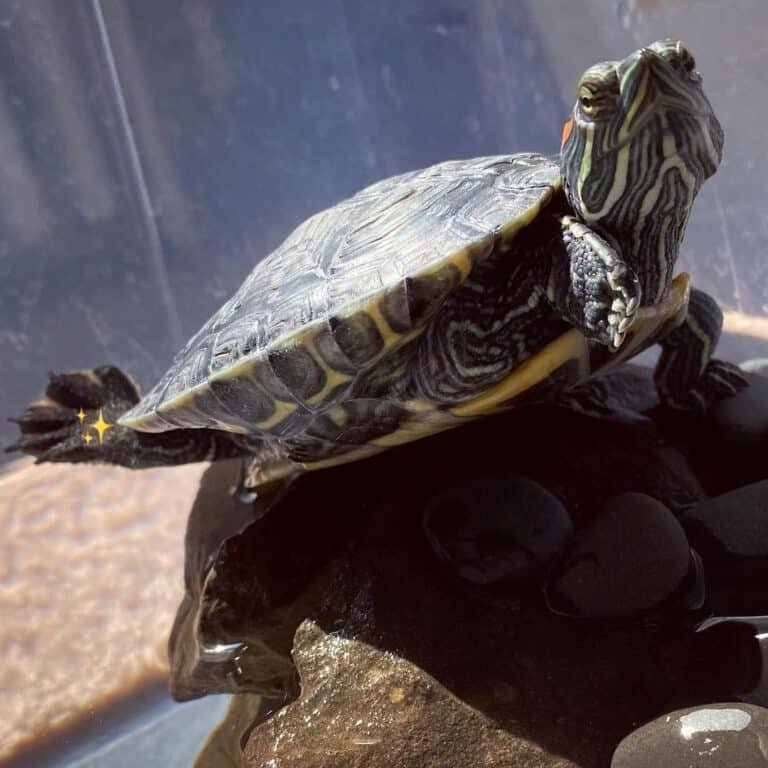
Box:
[6,366,245,468]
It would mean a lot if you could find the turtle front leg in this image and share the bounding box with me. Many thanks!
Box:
[654,287,747,411]
[548,215,641,349]
[7,366,246,468]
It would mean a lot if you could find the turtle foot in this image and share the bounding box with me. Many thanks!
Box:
[584,262,641,351]
[660,359,748,413]
[6,366,140,463]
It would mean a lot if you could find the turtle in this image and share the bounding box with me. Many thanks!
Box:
[8,40,747,493]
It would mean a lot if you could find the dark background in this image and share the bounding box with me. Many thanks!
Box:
[1,0,767,455]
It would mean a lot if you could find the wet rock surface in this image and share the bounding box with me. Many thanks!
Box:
[611,703,768,767]
[244,620,579,768]
[165,366,768,767]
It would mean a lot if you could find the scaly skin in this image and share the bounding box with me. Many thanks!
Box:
[6,40,749,475]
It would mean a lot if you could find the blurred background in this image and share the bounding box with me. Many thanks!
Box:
[0,1,766,765]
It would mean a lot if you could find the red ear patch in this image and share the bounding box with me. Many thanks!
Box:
[561,117,573,146]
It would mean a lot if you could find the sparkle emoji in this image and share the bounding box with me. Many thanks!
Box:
[89,409,113,445]
[76,408,86,423]
[83,432,94,445]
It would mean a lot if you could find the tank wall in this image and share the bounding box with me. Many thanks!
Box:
[1,0,767,454]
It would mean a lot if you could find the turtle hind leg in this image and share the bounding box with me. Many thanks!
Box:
[654,288,747,412]
[7,365,245,468]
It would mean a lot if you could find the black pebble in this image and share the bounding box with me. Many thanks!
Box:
[681,480,768,612]
[707,371,768,445]
[546,492,691,619]
[612,703,768,767]
[423,474,573,587]
[682,480,768,563]
[687,616,768,706]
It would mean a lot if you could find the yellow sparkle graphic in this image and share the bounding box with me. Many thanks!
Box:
[76,408,86,423]
[89,409,113,445]
[83,432,94,445]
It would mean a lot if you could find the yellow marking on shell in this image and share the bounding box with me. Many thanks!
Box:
[371,411,461,448]
[155,385,199,413]
[298,442,384,474]
[210,356,258,382]
[449,246,474,282]
[118,411,171,432]
[304,344,353,407]
[131,179,556,436]
[452,329,590,418]
[296,326,586,469]
[255,398,298,431]
[250,274,692,485]
[367,301,406,349]
[296,275,688,475]
[152,381,249,434]
[214,421,249,434]
[412,244,474,284]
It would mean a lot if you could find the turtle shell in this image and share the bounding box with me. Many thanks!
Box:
[119,153,560,434]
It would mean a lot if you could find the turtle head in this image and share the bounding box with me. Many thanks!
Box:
[560,40,723,301]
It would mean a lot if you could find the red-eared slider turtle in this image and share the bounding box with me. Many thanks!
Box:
[9,40,746,491]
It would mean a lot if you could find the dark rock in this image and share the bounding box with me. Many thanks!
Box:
[611,703,768,767]
[179,478,710,766]
[674,548,706,612]
[683,480,768,563]
[243,620,579,768]
[557,363,661,422]
[169,458,361,702]
[170,369,707,705]
[688,616,768,707]
[707,372,768,446]
[681,481,768,613]
[667,372,768,494]
[169,367,746,765]
[423,474,573,587]
[546,493,691,619]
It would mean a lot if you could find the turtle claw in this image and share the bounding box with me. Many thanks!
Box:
[661,359,748,413]
[592,278,640,351]
[45,366,141,412]
[6,365,140,463]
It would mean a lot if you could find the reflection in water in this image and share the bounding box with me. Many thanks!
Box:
[0,459,205,763]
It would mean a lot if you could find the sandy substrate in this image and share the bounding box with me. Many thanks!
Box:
[724,311,768,341]
[0,458,208,762]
